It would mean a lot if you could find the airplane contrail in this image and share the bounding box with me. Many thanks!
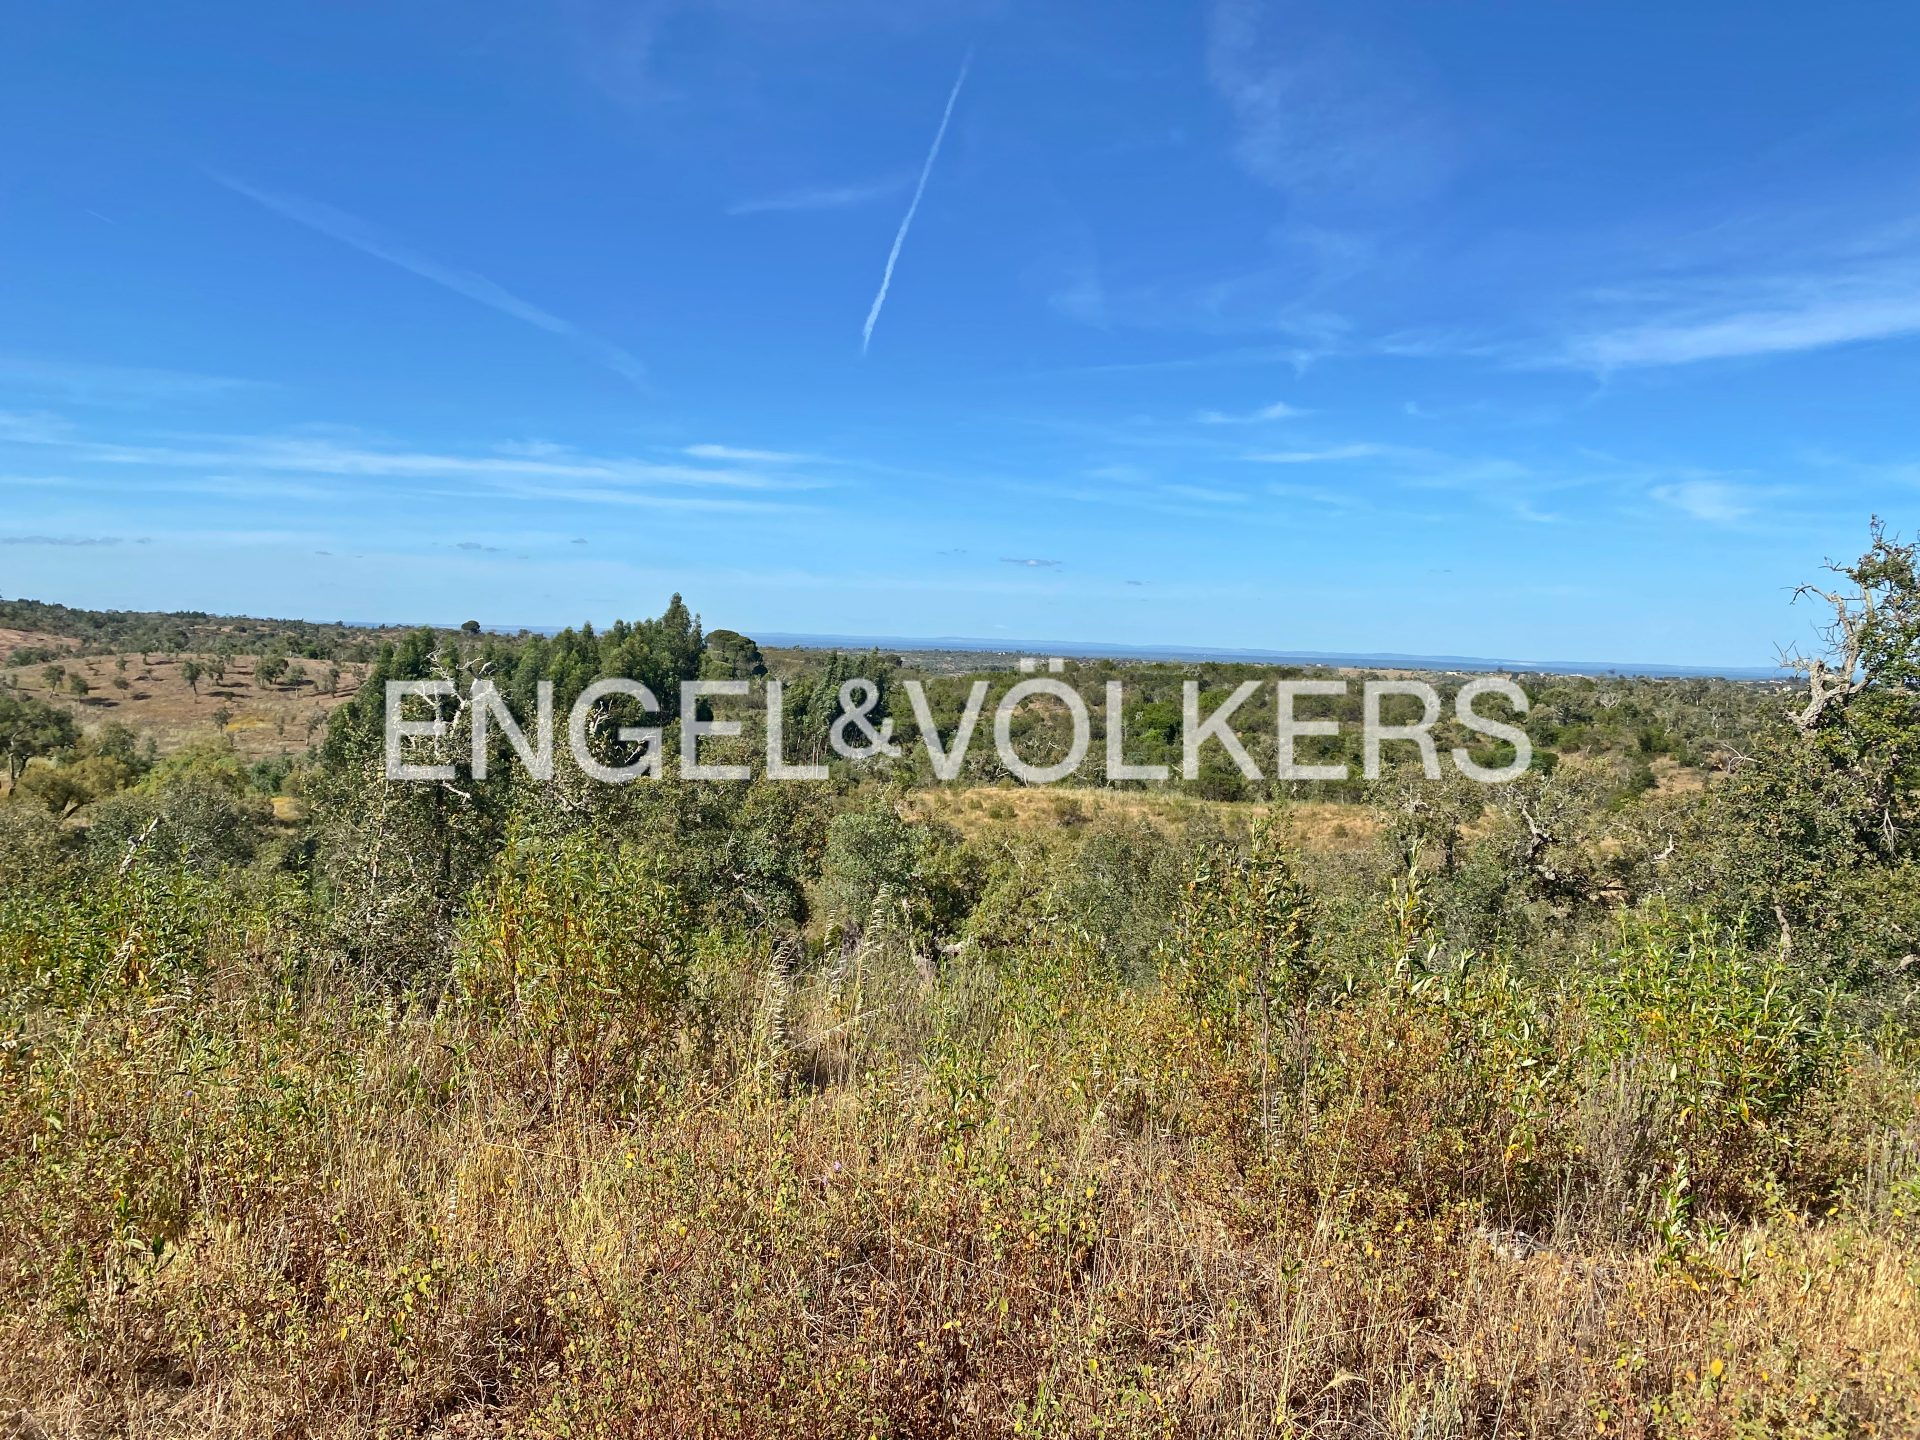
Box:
[861,51,973,355]
[209,170,648,389]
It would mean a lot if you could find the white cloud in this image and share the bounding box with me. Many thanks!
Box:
[1245,443,1396,464]
[3,421,830,516]
[0,411,75,444]
[1038,344,1324,379]
[47,432,809,491]
[729,177,907,215]
[683,443,808,463]
[1266,481,1365,510]
[1158,483,1250,505]
[1566,282,1920,369]
[1048,272,1109,328]
[1552,215,1920,370]
[0,357,265,405]
[1649,479,1752,524]
[1205,0,1454,209]
[1197,400,1307,424]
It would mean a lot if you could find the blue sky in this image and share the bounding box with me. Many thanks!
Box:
[3,0,1918,666]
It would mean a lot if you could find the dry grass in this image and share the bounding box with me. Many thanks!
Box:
[3,909,1915,1439]
[4,652,368,760]
[0,628,72,658]
[915,786,1381,853]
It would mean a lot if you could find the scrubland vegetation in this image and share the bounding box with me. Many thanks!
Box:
[3,529,1919,1437]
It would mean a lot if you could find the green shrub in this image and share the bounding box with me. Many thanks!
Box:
[455,832,693,1041]
[817,803,977,938]
[1574,908,1848,1227]
[0,863,236,1007]
[1046,817,1185,982]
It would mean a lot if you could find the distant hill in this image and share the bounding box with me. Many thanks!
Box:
[753,631,1787,681]
[3,595,1785,683]
[0,596,403,662]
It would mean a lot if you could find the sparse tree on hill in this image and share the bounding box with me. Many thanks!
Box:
[0,691,77,786]
[182,659,204,696]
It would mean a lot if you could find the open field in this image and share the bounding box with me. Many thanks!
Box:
[916,784,1383,850]
[2,648,368,761]
[0,627,71,656]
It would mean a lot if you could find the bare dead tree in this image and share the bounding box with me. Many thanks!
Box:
[1780,520,1912,736]
[1515,799,1592,902]
[1781,572,1871,735]
[1705,738,1755,774]
[1507,791,1646,908]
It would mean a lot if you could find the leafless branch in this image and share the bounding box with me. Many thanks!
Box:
[1782,576,1872,735]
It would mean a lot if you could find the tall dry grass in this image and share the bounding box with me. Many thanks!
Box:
[2,852,1918,1438]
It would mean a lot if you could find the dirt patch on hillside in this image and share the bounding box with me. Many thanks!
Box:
[0,628,75,662]
[5,651,369,760]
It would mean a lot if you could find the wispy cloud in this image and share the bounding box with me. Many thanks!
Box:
[1205,0,1453,210]
[1159,483,1251,505]
[0,533,147,547]
[1002,466,1273,524]
[493,439,575,460]
[862,50,972,355]
[10,427,812,493]
[1245,443,1398,464]
[0,411,75,444]
[1001,556,1062,568]
[208,171,648,388]
[0,356,265,406]
[1232,438,1656,525]
[1537,208,1920,371]
[1562,269,1920,369]
[1029,344,1324,380]
[683,443,808,463]
[1198,400,1307,424]
[2,420,831,518]
[1048,270,1109,328]
[1266,481,1366,511]
[1036,218,1110,329]
[1801,449,1920,489]
[1649,479,1754,524]
[729,177,907,215]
